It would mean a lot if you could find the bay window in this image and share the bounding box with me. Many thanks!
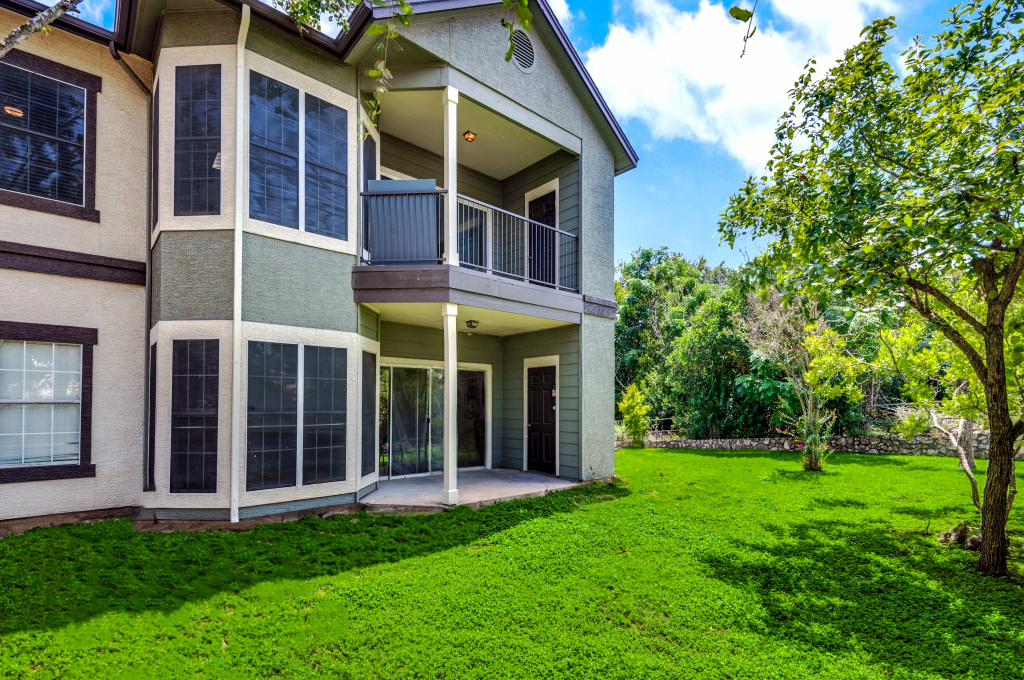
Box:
[248,71,348,239]
[246,340,347,491]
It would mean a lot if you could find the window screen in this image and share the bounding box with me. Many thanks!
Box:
[361,351,376,476]
[0,340,82,467]
[303,345,347,484]
[304,94,347,239]
[247,341,298,490]
[0,63,85,205]
[174,65,221,216]
[170,340,218,492]
[249,72,299,228]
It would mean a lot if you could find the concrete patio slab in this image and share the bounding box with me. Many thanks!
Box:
[361,468,578,511]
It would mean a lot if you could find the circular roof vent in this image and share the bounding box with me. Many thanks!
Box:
[510,29,536,73]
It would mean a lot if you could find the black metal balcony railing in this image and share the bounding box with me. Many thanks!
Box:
[361,191,580,294]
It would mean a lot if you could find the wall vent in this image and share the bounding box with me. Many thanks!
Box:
[510,29,536,73]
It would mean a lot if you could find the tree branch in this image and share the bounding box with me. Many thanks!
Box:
[0,0,82,59]
[904,277,986,336]
[931,409,983,514]
[903,293,988,382]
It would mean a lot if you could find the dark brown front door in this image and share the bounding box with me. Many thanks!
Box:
[527,191,557,286]
[527,365,557,474]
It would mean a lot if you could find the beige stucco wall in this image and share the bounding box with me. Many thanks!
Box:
[0,9,151,263]
[0,270,145,521]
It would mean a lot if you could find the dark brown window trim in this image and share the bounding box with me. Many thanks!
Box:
[0,49,100,222]
[0,320,96,484]
[0,240,146,286]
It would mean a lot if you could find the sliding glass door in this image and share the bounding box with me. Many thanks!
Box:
[378,364,487,478]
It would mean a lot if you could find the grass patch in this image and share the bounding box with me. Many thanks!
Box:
[1,450,1022,679]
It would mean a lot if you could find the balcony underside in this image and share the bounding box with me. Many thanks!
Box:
[353,264,584,335]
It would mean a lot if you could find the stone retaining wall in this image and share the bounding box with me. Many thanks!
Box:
[639,432,1013,458]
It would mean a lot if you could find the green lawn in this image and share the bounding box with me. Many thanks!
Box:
[1,449,1023,679]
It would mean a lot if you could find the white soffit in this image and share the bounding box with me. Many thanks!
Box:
[378,90,561,180]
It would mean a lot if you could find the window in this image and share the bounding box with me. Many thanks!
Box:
[303,345,347,484]
[249,71,348,239]
[174,65,221,216]
[246,341,348,491]
[0,62,84,204]
[170,340,219,493]
[247,341,298,490]
[0,340,82,468]
[0,51,99,221]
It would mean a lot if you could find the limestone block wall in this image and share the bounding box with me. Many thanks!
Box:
[633,433,1024,460]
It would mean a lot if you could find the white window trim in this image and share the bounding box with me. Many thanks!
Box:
[378,357,493,476]
[243,51,359,256]
[153,45,238,237]
[523,177,559,229]
[522,354,559,477]
[357,335,381,480]
[244,338,354,492]
[379,166,416,181]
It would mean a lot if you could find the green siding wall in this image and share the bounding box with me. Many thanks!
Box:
[241,233,358,332]
[502,150,580,236]
[246,22,357,95]
[379,321,504,465]
[501,325,580,479]
[151,229,234,325]
[380,133,502,206]
[359,307,379,341]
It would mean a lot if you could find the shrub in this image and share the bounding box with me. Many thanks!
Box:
[778,407,836,472]
[618,384,652,448]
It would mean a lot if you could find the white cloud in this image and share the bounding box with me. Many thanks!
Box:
[584,0,896,172]
[77,0,115,29]
[549,0,575,29]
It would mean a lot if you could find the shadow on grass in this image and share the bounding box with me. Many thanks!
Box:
[890,504,967,520]
[0,482,629,637]
[696,518,1024,678]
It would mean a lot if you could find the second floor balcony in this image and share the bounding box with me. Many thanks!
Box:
[358,87,583,297]
[361,187,579,293]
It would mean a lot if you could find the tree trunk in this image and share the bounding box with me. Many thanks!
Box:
[978,330,1015,576]
[956,417,976,470]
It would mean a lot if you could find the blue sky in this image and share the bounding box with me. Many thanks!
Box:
[82,0,952,267]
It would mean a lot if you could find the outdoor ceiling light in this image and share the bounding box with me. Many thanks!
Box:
[463,130,477,142]
[465,319,479,329]
[3,106,23,118]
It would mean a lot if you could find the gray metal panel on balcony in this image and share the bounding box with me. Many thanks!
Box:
[362,180,445,265]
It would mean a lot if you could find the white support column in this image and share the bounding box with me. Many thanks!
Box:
[441,302,459,505]
[442,86,459,266]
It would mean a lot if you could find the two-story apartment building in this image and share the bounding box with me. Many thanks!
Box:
[0,0,636,523]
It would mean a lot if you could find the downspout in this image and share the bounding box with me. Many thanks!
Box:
[108,42,155,492]
[230,4,251,523]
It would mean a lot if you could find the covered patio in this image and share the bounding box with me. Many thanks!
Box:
[361,468,577,512]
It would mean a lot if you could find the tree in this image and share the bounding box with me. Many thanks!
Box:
[719,0,1024,574]
[0,0,82,59]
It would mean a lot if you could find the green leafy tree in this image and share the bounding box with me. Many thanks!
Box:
[618,384,652,448]
[719,0,1024,574]
[664,286,751,438]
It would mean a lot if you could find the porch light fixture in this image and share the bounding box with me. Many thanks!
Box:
[463,130,477,142]
[3,106,23,118]
[465,319,479,329]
